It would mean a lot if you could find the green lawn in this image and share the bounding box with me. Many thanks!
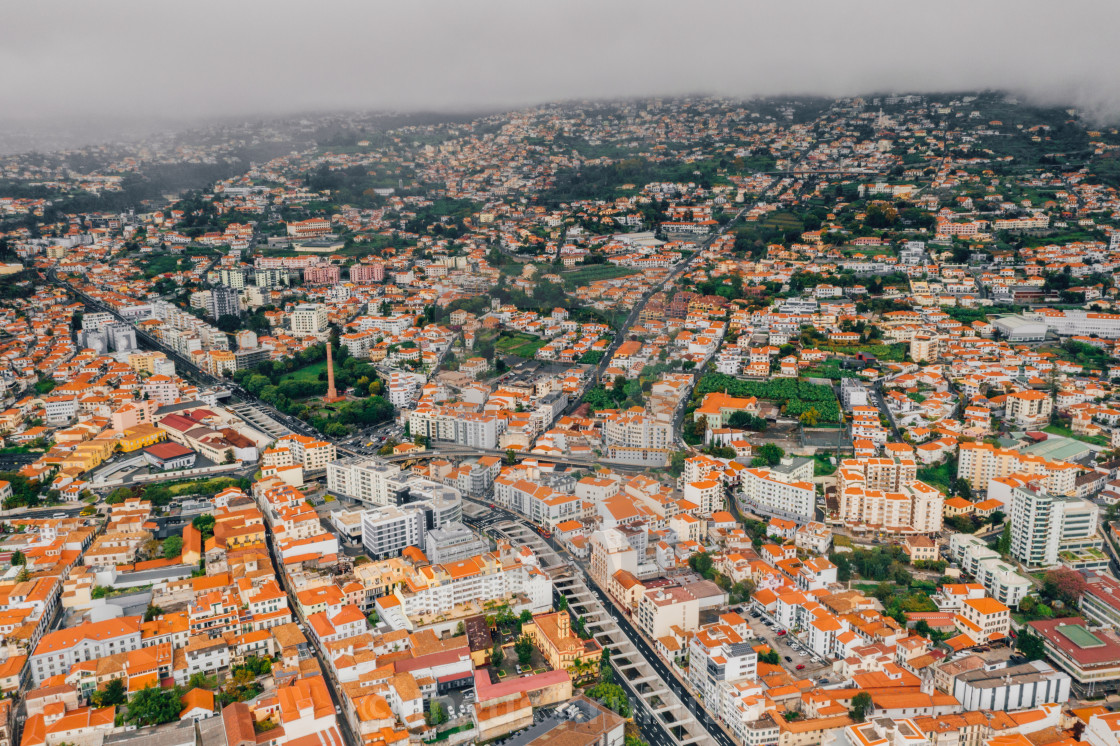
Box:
[917,458,958,495]
[816,343,907,362]
[140,254,182,278]
[561,264,639,288]
[1043,423,1110,447]
[495,332,547,359]
[279,360,329,385]
[813,453,837,476]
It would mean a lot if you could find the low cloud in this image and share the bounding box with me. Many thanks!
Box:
[2,0,1118,127]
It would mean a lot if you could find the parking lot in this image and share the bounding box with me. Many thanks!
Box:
[741,607,835,681]
[431,686,477,725]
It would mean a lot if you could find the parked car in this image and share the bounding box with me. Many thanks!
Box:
[796,664,805,670]
[777,630,787,636]
[784,656,793,662]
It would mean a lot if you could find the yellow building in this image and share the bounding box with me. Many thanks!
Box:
[60,440,115,473]
[117,424,167,452]
[522,610,602,673]
[127,351,169,375]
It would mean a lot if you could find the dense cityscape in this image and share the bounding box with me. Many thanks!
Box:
[0,91,1120,746]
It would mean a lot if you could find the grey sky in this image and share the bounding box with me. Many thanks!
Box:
[3,0,1120,123]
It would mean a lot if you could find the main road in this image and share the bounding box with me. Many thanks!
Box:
[45,266,324,443]
[466,497,738,746]
[571,150,815,418]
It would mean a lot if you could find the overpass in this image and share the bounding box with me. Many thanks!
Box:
[377,443,657,472]
[46,267,323,443]
[487,519,736,746]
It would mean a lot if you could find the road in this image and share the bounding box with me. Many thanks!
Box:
[258,502,362,746]
[471,500,737,746]
[45,266,324,443]
[868,383,903,441]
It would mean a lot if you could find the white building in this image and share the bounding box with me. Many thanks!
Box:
[360,504,425,559]
[687,621,758,714]
[951,659,1070,710]
[1025,309,1120,339]
[1009,484,1100,569]
[739,460,816,523]
[949,533,1033,607]
[291,303,329,336]
[30,617,142,685]
[327,457,403,505]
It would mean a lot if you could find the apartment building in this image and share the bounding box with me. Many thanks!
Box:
[957,442,1078,495]
[30,617,142,685]
[207,286,242,319]
[602,410,672,449]
[687,621,758,714]
[838,479,943,535]
[1026,309,1120,339]
[498,479,582,527]
[954,596,1011,642]
[1005,390,1053,429]
[276,434,336,471]
[385,550,553,623]
[303,265,340,285]
[1008,483,1100,569]
[409,407,506,450]
[637,582,725,639]
[589,529,639,589]
[327,457,403,505]
[949,534,1032,607]
[739,459,816,523]
[286,217,331,238]
[290,303,329,336]
[349,263,385,283]
[684,479,724,514]
[360,505,425,559]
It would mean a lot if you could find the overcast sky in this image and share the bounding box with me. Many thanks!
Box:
[3,0,1120,126]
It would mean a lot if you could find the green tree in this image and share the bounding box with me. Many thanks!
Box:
[515,635,534,666]
[688,551,714,578]
[162,535,183,558]
[143,605,163,622]
[105,487,133,505]
[426,699,448,726]
[91,678,127,708]
[667,450,687,477]
[192,513,216,540]
[758,650,780,665]
[754,443,785,467]
[10,550,25,566]
[504,449,518,465]
[586,682,630,717]
[849,691,873,723]
[1016,630,1046,661]
[997,523,1011,555]
[215,314,241,333]
[1042,568,1087,606]
[491,644,505,669]
[126,686,185,726]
